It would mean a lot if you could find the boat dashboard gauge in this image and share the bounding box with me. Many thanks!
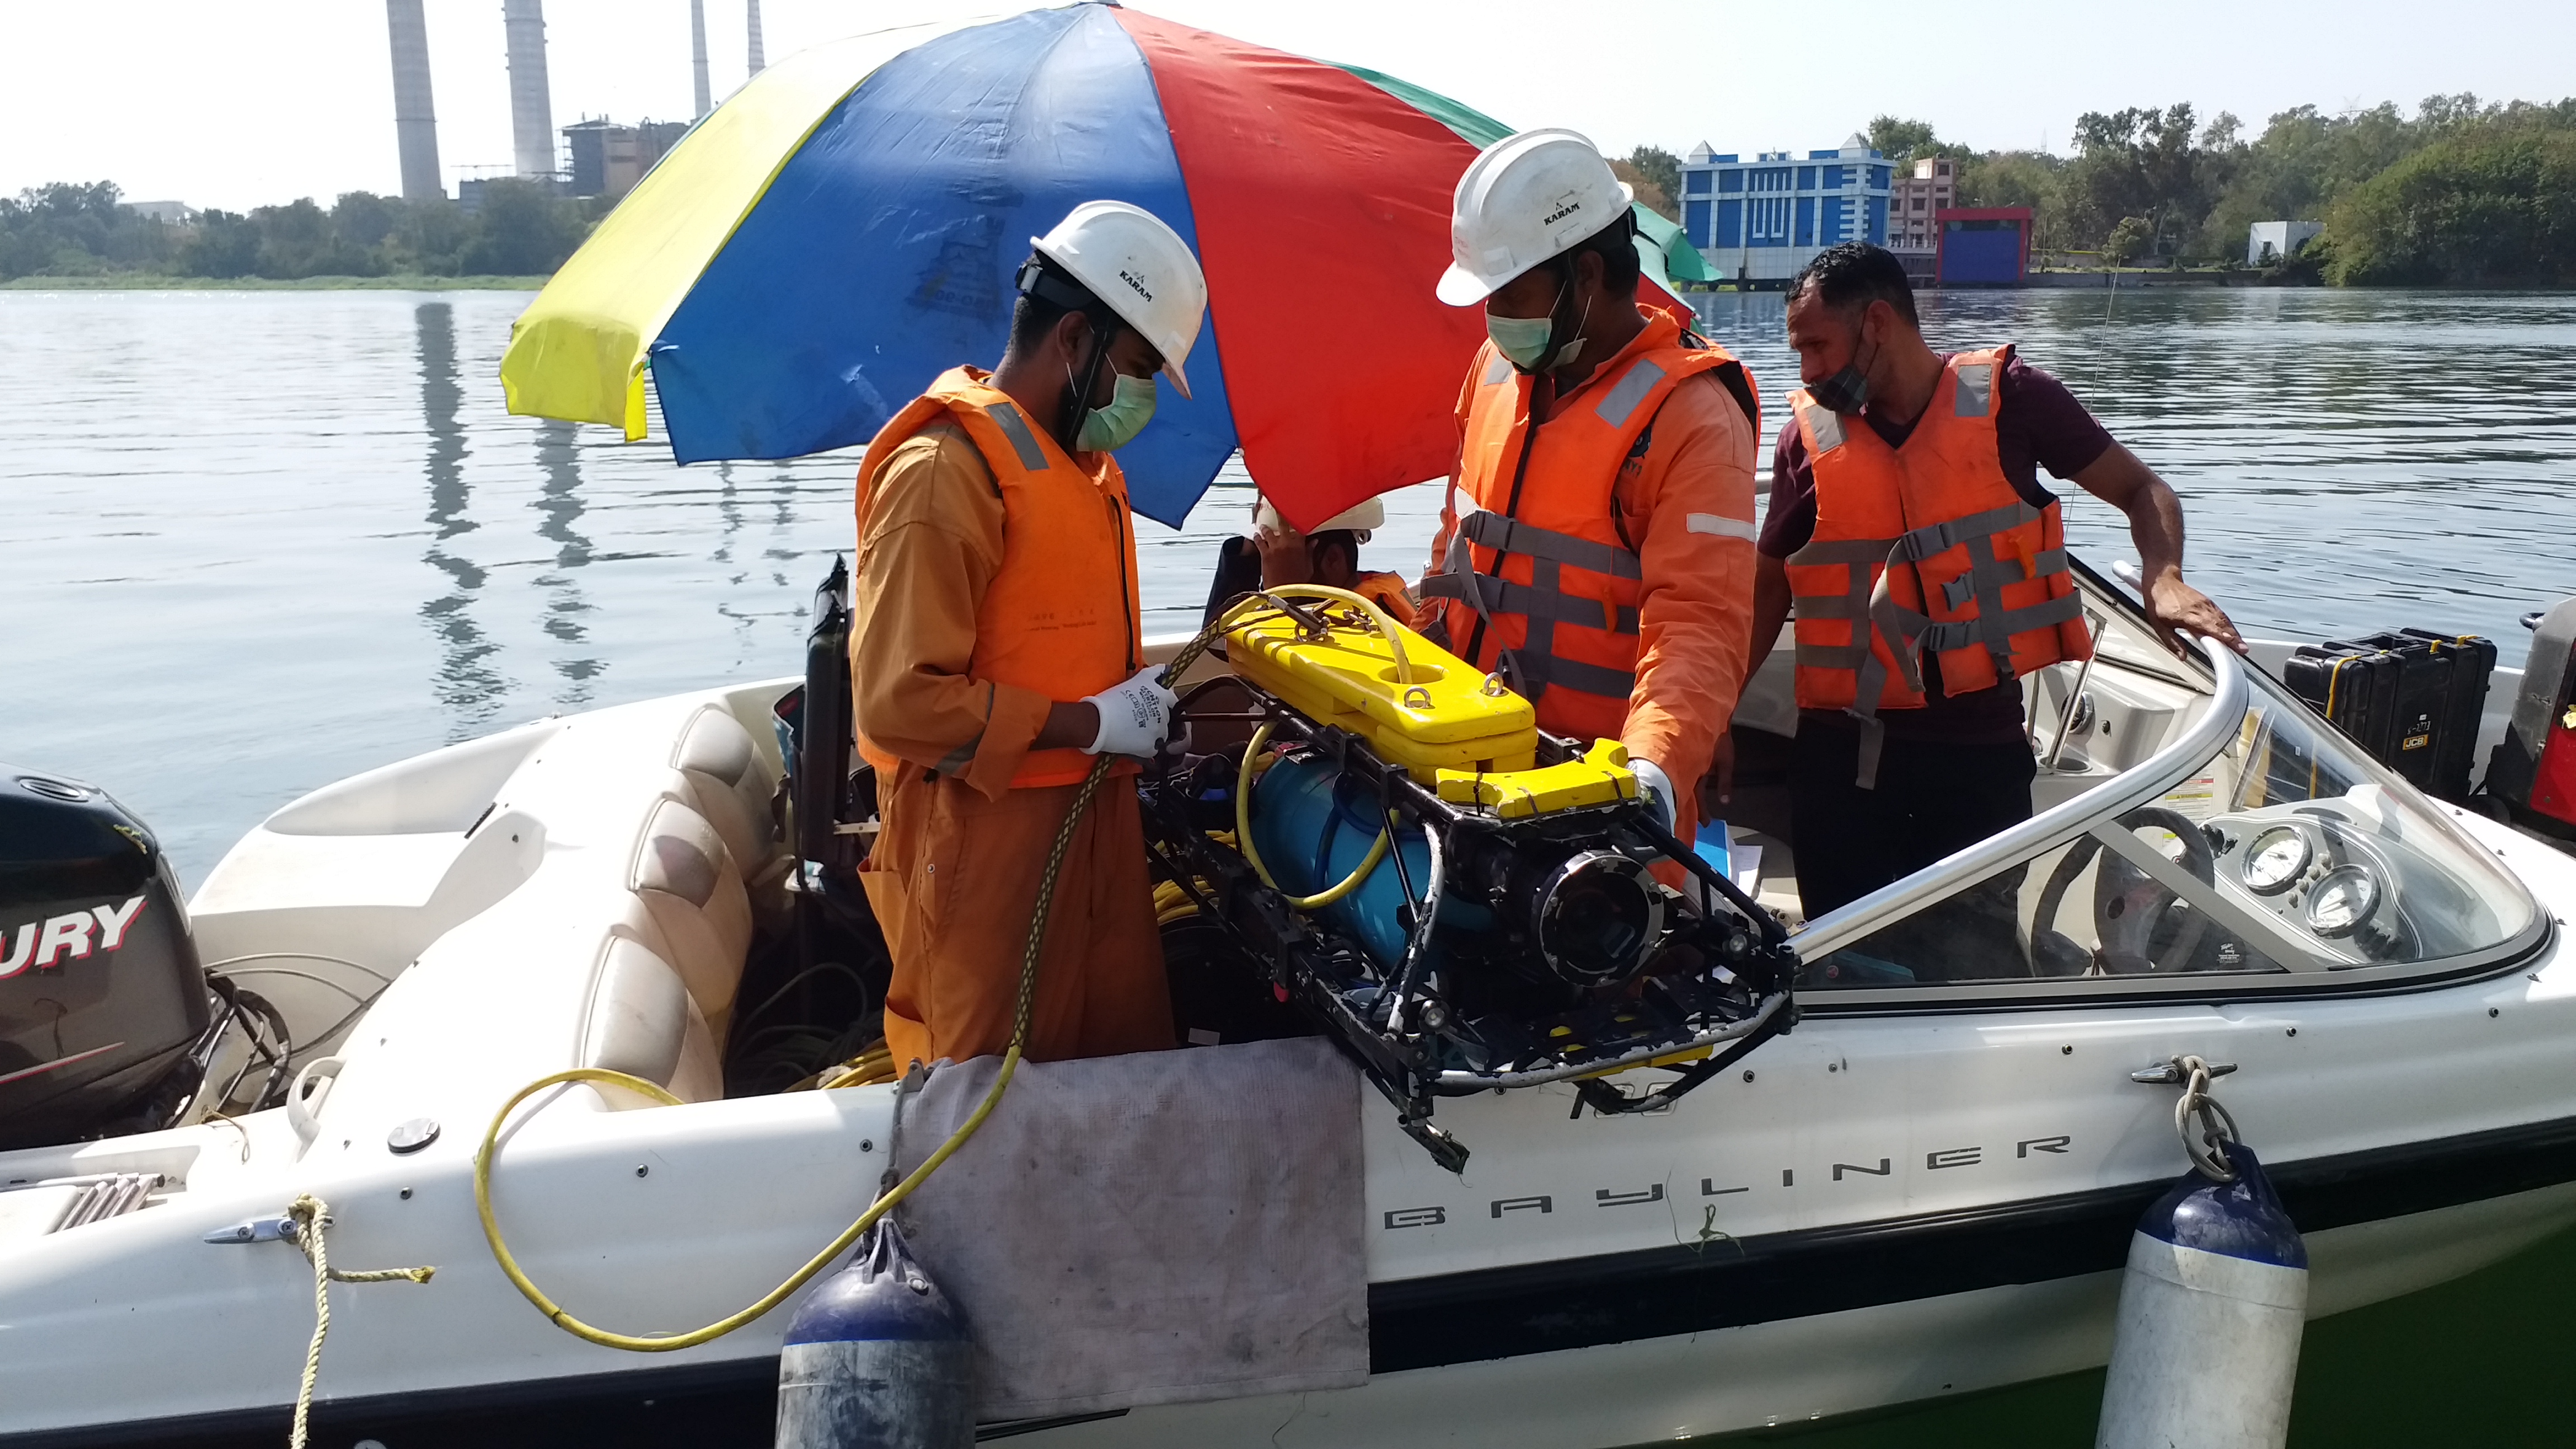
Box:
[2303,864,2381,937]
[2240,825,2310,895]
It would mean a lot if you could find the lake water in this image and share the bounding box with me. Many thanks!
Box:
[4,286,2575,1443]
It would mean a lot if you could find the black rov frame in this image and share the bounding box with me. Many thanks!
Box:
[1139,684,1797,1172]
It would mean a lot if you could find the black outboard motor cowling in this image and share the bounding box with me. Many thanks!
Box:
[0,767,208,1150]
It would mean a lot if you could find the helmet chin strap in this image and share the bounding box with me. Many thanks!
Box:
[1538,257,1594,377]
[1058,314,1121,450]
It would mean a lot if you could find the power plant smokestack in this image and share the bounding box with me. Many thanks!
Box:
[503,0,556,181]
[385,0,443,200]
[746,0,765,76]
[690,0,712,118]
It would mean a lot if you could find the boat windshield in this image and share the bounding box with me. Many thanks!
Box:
[1801,645,2541,992]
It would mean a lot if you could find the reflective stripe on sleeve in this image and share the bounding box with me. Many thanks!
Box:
[1686,512,1758,542]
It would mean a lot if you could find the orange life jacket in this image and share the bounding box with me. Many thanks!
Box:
[852,366,1142,789]
[1422,308,1756,745]
[1351,570,1417,630]
[1786,345,2091,784]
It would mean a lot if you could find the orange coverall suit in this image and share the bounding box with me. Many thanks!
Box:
[850,369,1173,1070]
[1424,307,1763,825]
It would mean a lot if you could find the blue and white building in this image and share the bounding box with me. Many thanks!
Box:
[1679,135,1892,287]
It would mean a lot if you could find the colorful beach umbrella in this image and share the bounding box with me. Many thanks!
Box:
[499,3,1690,528]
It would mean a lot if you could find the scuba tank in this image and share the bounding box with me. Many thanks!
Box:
[774,1218,974,1448]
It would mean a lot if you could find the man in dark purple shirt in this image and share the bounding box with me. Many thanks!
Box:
[1731,243,2244,930]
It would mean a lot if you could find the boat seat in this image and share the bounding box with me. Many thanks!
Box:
[673,706,788,916]
[580,936,723,1104]
[631,796,754,1045]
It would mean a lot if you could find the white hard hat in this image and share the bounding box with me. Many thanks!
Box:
[1257,496,1385,535]
[1030,200,1209,400]
[1437,128,1634,307]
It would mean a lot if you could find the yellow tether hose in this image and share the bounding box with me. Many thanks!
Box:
[1235,720,1394,910]
[469,590,1355,1352]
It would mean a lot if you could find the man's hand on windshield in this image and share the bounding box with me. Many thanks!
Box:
[2144,570,2247,657]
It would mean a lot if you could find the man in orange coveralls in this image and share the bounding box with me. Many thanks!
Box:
[1419,129,1761,840]
[849,201,1209,1069]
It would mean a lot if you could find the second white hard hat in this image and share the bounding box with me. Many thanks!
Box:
[1437,129,1633,307]
[1257,496,1385,536]
[1031,200,1209,399]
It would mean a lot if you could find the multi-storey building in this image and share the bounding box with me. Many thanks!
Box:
[1890,156,1958,268]
[1677,135,1891,288]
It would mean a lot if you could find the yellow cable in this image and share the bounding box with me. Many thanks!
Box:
[475,613,1251,1353]
[1234,720,1393,910]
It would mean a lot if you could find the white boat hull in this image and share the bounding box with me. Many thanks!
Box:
[3,668,2572,1446]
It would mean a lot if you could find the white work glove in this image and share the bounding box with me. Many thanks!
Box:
[1083,665,1178,757]
[1630,758,1677,834]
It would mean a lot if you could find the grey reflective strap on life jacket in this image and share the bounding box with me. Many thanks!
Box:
[1460,508,1645,580]
[1786,536,1894,626]
[1940,549,2070,612]
[1893,501,2081,679]
[1421,510,1642,704]
[1419,568,1637,633]
[1953,362,1995,418]
[986,401,1052,472]
[1795,399,1848,455]
[1484,354,1514,387]
[1594,358,1669,430]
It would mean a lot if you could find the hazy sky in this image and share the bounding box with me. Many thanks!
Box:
[7,1,2572,211]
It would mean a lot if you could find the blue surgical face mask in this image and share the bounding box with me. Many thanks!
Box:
[1074,371,1157,453]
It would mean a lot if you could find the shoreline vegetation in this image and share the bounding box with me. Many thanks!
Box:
[1620,92,2575,288]
[7,91,2570,291]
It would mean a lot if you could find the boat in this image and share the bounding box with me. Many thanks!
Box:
[4,563,2573,1448]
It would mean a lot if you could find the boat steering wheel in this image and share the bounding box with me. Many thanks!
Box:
[2029,807,2217,976]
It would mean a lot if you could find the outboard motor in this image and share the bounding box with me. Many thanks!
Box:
[0,766,209,1150]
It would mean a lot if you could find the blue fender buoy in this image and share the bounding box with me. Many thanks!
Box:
[2096,1145,2308,1449]
[775,1219,975,1448]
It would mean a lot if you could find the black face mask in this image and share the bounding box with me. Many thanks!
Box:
[1809,332,1878,415]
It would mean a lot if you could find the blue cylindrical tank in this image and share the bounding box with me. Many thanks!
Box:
[2095,1145,2308,1449]
[775,1220,974,1449]
[1248,752,1488,966]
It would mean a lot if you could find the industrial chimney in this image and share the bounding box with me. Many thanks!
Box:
[386,0,443,200]
[747,0,765,76]
[690,0,712,119]
[503,0,556,181]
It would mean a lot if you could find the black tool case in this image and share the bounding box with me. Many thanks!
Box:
[2281,629,2496,802]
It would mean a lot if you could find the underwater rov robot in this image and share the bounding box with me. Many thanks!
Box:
[1140,589,1796,1170]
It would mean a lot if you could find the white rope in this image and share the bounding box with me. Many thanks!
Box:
[284,1194,435,1449]
[2171,1055,2242,1182]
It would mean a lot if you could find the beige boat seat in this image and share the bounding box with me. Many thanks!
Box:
[579,936,723,1104]
[673,706,788,918]
[631,796,754,1045]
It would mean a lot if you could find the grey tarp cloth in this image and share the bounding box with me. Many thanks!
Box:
[890,1036,1368,1420]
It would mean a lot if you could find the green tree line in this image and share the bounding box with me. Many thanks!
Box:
[0,179,596,282]
[1862,93,2576,284]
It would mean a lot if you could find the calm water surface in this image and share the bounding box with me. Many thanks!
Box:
[3,286,2574,1443]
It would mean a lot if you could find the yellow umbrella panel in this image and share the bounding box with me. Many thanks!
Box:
[498,17,986,441]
